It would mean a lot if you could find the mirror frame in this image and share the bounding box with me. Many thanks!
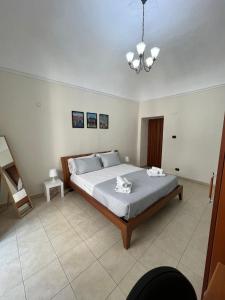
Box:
[0,135,33,217]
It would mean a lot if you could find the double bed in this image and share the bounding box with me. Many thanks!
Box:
[61,151,183,249]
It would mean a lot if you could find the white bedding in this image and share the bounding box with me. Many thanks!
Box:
[70,164,142,196]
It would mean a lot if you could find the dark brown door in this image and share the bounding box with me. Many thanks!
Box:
[147,117,164,168]
[202,115,225,298]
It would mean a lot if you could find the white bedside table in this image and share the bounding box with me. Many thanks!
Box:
[44,178,64,202]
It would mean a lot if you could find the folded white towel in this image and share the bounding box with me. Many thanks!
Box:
[152,167,163,174]
[147,168,166,177]
[116,176,132,188]
[115,186,131,194]
[116,176,132,193]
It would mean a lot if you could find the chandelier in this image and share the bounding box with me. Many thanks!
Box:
[126,0,160,73]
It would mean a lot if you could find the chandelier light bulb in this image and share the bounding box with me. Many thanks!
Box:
[132,59,140,69]
[136,42,146,55]
[151,47,160,59]
[126,52,134,63]
[146,57,153,67]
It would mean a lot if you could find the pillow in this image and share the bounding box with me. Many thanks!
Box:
[98,152,121,168]
[96,150,115,157]
[68,154,95,174]
[74,156,102,175]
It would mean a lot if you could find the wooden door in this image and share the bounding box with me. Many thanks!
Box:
[147,117,164,168]
[202,115,225,298]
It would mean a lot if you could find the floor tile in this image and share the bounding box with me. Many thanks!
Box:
[67,211,90,228]
[20,240,57,280]
[153,227,189,259]
[119,262,147,297]
[0,237,18,265]
[52,284,76,300]
[44,219,71,240]
[85,224,120,258]
[0,178,212,300]
[127,230,157,260]
[0,258,22,296]
[51,229,83,256]
[107,287,125,300]
[0,283,26,300]
[139,244,179,270]
[75,217,109,240]
[99,242,136,284]
[179,245,206,277]
[17,227,49,256]
[59,242,96,282]
[71,261,116,300]
[24,259,68,300]
[16,217,42,238]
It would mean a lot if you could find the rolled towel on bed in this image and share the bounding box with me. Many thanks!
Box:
[117,176,132,188]
[116,176,132,193]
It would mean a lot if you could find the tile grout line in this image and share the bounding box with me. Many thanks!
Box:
[15,227,28,300]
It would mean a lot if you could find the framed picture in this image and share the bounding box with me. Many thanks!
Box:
[99,114,109,129]
[72,111,84,128]
[87,112,97,128]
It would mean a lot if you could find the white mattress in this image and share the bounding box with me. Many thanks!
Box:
[70,164,142,196]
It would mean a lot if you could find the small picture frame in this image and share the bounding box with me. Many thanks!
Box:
[99,114,109,129]
[72,111,84,128]
[87,112,97,128]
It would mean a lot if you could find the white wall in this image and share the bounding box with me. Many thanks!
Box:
[0,70,138,195]
[137,86,225,184]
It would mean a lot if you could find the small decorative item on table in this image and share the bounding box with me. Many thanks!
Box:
[87,112,97,128]
[99,114,109,129]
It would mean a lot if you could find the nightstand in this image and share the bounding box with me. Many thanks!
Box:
[44,178,64,202]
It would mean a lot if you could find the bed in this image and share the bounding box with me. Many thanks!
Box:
[61,151,183,249]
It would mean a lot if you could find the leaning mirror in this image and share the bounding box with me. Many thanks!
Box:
[0,136,32,217]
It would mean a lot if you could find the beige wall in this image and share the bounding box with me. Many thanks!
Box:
[137,86,225,184]
[0,70,138,195]
[1,68,224,195]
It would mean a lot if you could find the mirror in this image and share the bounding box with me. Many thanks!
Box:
[0,136,32,217]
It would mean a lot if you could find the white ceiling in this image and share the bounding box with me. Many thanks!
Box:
[0,0,225,102]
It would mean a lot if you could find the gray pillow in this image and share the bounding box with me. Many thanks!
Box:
[99,152,121,168]
[74,157,102,175]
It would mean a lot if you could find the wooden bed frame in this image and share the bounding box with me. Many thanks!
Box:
[61,151,183,249]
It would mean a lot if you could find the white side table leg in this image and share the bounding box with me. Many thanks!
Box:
[46,187,50,202]
[60,183,64,198]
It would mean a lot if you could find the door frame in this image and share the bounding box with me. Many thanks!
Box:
[147,116,164,168]
[202,115,225,298]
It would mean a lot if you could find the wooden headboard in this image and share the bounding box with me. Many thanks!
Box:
[61,150,117,188]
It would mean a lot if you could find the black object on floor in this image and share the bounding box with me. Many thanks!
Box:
[127,266,197,300]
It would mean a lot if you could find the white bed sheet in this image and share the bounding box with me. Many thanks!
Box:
[70,164,142,196]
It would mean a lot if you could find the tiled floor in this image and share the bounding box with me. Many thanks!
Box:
[0,179,212,300]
